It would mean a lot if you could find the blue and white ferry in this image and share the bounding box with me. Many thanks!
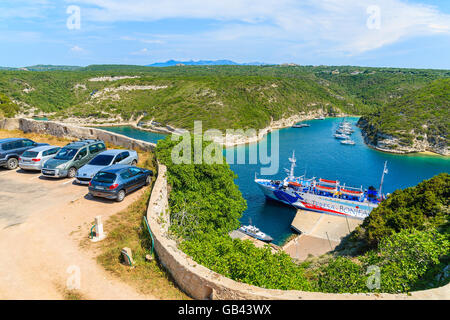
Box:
[255,152,387,220]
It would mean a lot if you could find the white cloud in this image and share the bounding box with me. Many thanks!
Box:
[130,48,151,55]
[70,45,85,52]
[69,0,450,55]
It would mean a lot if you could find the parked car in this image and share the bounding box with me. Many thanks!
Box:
[41,139,106,178]
[0,138,49,170]
[88,164,153,202]
[19,145,61,171]
[75,149,138,185]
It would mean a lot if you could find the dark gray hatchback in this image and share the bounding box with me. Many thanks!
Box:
[88,164,153,202]
[0,138,49,170]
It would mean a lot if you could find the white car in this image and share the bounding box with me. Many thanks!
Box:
[75,149,138,185]
[19,145,61,171]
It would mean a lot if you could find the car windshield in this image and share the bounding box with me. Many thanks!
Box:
[93,172,116,183]
[89,155,114,166]
[54,148,78,160]
[22,151,39,158]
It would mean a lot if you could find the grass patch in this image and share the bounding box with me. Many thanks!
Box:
[63,289,86,300]
[95,188,190,300]
[0,129,72,146]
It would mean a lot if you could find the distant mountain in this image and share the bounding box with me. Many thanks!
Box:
[25,65,82,71]
[0,65,82,71]
[146,59,268,67]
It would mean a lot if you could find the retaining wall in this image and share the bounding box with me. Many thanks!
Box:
[146,163,449,300]
[0,118,156,151]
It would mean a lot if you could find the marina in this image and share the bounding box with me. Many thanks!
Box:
[101,117,450,245]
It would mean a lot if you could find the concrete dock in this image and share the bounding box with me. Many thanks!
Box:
[283,210,363,260]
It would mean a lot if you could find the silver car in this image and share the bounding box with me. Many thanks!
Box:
[19,145,61,171]
[75,149,138,185]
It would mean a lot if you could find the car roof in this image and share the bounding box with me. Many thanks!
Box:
[26,145,59,153]
[0,138,27,143]
[64,139,104,148]
[100,164,132,174]
[98,149,130,156]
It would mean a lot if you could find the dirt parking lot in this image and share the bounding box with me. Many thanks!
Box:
[0,168,90,229]
[0,167,156,299]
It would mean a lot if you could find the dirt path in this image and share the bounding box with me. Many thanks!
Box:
[0,185,157,300]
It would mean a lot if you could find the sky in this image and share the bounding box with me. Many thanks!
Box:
[1,0,450,68]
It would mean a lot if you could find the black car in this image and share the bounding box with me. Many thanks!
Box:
[0,138,49,170]
[88,164,153,202]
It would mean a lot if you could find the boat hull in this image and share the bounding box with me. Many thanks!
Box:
[256,181,376,220]
[239,228,273,242]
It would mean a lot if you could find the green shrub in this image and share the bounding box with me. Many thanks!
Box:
[360,173,449,247]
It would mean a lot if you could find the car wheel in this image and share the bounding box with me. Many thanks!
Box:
[6,158,18,170]
[68,167,77,178]
[116,189,126,202]
[131,160,137,166]
[145,175,151,186]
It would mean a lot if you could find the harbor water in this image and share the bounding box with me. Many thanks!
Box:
[100,118,449,245]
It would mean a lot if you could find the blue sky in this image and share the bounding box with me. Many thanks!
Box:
[1,0,449,68]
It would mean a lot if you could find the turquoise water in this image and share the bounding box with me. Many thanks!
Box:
[99,126,167,143]
[101,118,449,245]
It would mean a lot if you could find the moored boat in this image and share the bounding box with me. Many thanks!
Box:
[239,225,274,242]
[292,123,310,128]
[334,133,350,139]
[341,139,355,145]
[254,151,388,219]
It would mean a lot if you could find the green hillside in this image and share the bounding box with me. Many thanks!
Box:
[358,78,450,154]
[0,65,448,131]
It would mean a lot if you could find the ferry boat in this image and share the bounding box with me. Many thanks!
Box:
[239,225,274,242]
[254,151,388,219]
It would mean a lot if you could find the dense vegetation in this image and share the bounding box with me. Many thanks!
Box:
[0,93,19,117]
[357,173,450,247]
[156,135,449,293]
[0,65,448,132]
[358,78,449,151]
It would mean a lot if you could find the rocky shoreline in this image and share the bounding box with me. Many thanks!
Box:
[357,118,449,157]
[28,109,349,147]
[13,113,448,155]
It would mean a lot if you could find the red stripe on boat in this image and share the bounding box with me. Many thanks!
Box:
[300,202,350,216]
[341,188,363,195]
[316,185,336,190]
[320,178,338,184]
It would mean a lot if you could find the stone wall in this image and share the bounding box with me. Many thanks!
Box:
[146,163,450,300]
[0,118,156,151]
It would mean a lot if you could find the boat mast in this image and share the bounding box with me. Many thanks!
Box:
[288,150,296,179]
[379,161,388,197]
